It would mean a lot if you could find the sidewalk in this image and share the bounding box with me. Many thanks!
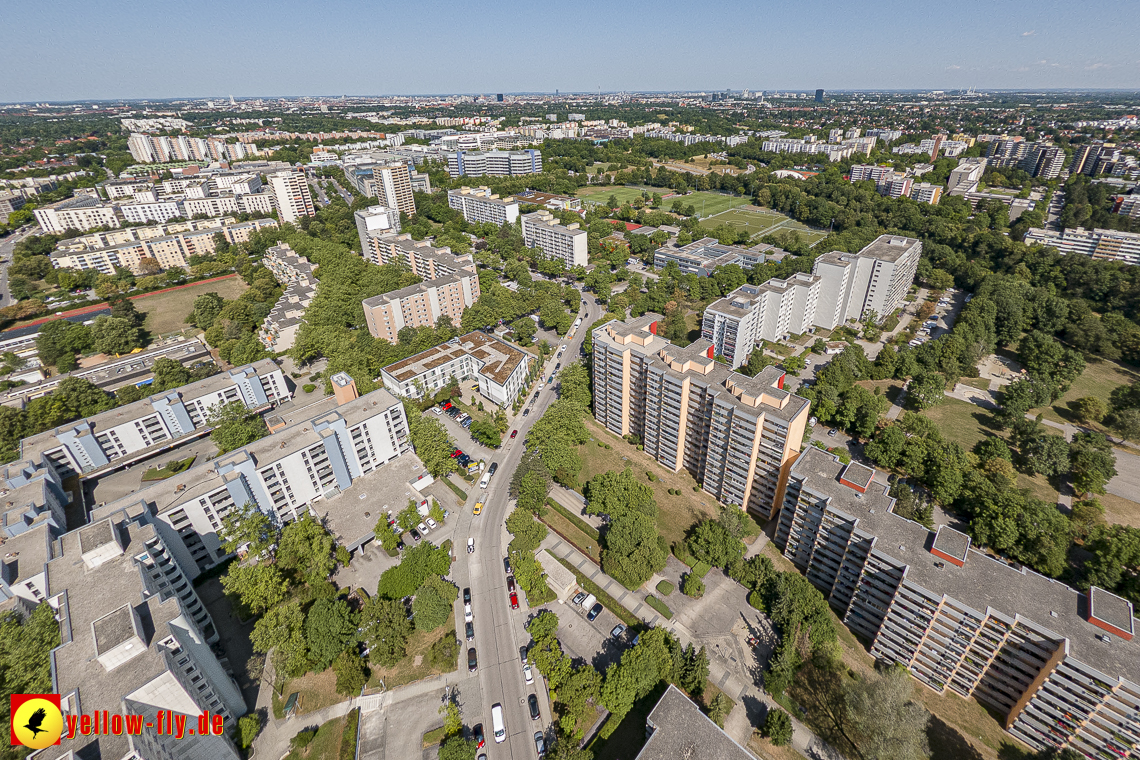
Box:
[540,535,844,760]
[547,486,605,531]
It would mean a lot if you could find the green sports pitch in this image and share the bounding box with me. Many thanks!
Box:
[699,207,830,246]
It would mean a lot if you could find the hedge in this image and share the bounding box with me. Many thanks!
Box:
[691,561,712,578]
[554,556,640,629]
[655,580,674,596]
[339,708,360,760]
[645,595,672,619]
[546,497,601,542]
[672,542,696,567]
[444,478,467,503]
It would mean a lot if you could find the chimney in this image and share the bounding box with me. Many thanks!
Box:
[330,372,359,405]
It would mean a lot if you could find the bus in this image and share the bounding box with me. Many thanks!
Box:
[491,703,506,743]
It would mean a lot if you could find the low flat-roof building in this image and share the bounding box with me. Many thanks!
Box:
[636,684,752,760]
[653,237,766,277]
[513,189,581,211]
[381,332,534,408]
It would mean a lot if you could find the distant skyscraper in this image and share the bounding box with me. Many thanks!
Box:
[815,89,825,103]
[497,93,504,102]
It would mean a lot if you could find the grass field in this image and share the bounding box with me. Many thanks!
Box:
[921,397,994,451]
[1100,492,1140,528]
[699,206,830,246]
[136,276,249,336]
[576,185,667,206]
[1029,357,1139,429]
[282,713,348,760]
[367,610,457,690]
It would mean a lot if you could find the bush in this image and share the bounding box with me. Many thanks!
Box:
[238,714,262,749]
[682,573,705,598]
[748,589,765,611]
[672,541,696,567]
[764,707,794,746]
[303,383,317,393]
[655,580,675,596]
[691,561,711,578]
[335,545,352,566]
[646,471,656,481]
[291,728,316,750]
[645,595,672,618]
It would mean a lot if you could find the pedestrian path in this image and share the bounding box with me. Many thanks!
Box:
[539,535,845,759]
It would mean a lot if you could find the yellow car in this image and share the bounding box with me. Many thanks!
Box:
[473,501,484,516]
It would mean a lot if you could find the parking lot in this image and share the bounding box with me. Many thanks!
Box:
[532,597,630,673]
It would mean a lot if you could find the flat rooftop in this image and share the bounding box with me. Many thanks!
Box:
[636,684,751,760]
[318,453,426,550]
[791,447,1140,684]
[382,332,532,387]
[856,234,922,262]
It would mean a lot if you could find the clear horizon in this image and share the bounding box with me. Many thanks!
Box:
[2,0,1139,102]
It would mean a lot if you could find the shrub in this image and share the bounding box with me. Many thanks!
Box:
[340,708,360,760]
[646,471,656,482]
[291,728,316,750]
[764,707,793,746]
[238,714,262,749]
[303,383,317,393]
[645,595,672,618]
[748,589,765,611]
[335,545,352,566]
[672,541,696,567]
[682,573,705,598]
[655,580,675,596]
[605,444,611,449]
[692,486,698,492]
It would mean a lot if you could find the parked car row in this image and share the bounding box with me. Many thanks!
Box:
[436,400,474,429]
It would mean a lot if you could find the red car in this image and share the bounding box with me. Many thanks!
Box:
[451,449,463,458]
[442,402,452,410]
[509,592,520,610]
[510,430,518,439]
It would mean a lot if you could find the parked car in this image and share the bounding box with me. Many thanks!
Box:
[504,556,512,574]
[432,407,443,415]
[510,592,520,610]
[611,624,627,639]
[473,501,484,516]
[425,518,438,530]
[410,528,422,542]
[587,602,603,621]
[463,587,471,604]
[827,429,838,437]
[417,522,428,534]
[522,408,530,417]
[468,647,478,672]
[464,603,473,622]
[572,591,587,605]
[510,430,518,439]
[528,694,539,720]
[468,537,475,553]
[534,731,545,756]
[473,724,485,749]
[507,576,516,593]
[524,663,534,684]
[465,621,475,641]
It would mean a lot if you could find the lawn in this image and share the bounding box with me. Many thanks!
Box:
[576,417,719,547]
[367,610,458,691]
[677,191,751,217]
[1099,492,1140,528]
[575,185,671,206]
[921,398,996,452]
[141,456,196,481]
[283,713,348,760]
[699,206,830,246]
[272,667,343,718]
[1029,357,1139,429]
[135,275,249,336]
[542,507,601,561]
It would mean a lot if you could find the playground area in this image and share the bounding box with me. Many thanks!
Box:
[699,206,830,247]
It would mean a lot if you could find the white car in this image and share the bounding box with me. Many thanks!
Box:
[559,344,566,351]
[523,663,534,684]
[467,537,475,553]
[426,517,438,529]
[417,522,429,534]
[464,603,473,622]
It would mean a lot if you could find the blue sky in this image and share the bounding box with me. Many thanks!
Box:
[3,0,1138,101]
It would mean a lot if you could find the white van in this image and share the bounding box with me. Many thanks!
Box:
[478,470,492,489]
[491,703,506,743]
[580,593,597,612]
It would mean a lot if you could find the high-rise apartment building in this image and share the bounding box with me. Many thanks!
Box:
[701,274,821,368]
[592,315,810,519]
[447,186,520,226]
[445,149,543,178]
[362,272,481,343]
[1070,143,1109,175]
[948,157,987,194]
[777,446,1140,758]
[1025,227,1140,266]
[909,182,943,205]
[1022,144,1067,179]
[815,89,825,102]
[354,205,400,253]
[267,170,316,223]
[812,235,922,328]
[350,161,417,218]
[521,210,588,267]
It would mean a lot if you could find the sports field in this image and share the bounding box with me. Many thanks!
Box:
[575,187,750,217]
[576,185,660,206]
[699,206,830,247]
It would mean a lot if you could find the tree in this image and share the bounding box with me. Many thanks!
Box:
[374,518,399,553]
[333,650,368,695]
[844,665,930,760]
[397,501,420,533]
[907,373,946,411]
[1069,432,1118,495]
[439,701,463,737]
[237,713,262,749]
[1073,396,1108,425]
[90,315,144,355]
[151,357,193,390]
[250,601,308,676]
[469,418,502,447]
[559,363,592,408]
[412,574,458,632]
[602,511,667,589]
[763,707,793,746]
[0,603,60,710]
[360,597,413,666]
[221,562,289,615]
[438,736,477,760]
[35,319,93,367]
[526,610,560,644]
[707,693,733,728]
[377,541,452,599]
[1111,408,1140,442]
[1023,434,1071,478]
[220,501,278,557]
[406,412,457,478]
[506,508,549,552]
[278,514,336,586]
[681,572,705,598]
[585,468,657,520]
[685,519,744,569]
[305,597,359,670]
[678,644,709,696]
[207,400,268,453]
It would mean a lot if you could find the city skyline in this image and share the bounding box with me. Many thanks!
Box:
[3,0,1139,102]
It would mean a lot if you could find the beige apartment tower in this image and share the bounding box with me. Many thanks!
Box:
[267,170,316,223]
[592,315,810,519]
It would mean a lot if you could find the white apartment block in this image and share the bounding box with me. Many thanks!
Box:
[119,199,187,224]
[49,218,278,274]
[445,149,543,178]
[521,210,588,268]
[1116,195,1140,219]
[127,132,256,164]
[1024,227,1140,266]
[362,273,481,343]
[101,179,153,199]
[702,273,821,368]
[354,205,400,253]
[361,232,475,278]
[0,462,68,606]
[447,186,520,226]
[34,195,120,233]
[182,190,275,218]
[343,161,416,217]
[19,360,289,479]
[910,183,943,205]
[948,157,987,193]
[381,332,533,408]
[813,235,922,328]
[46,501,246,760]
[259,244,318,352]
[761,139,858,161]
[592,315,810,519]
[267,170,316,223]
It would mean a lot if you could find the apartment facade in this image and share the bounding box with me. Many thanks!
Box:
[812,235,921,328]
[381,332,533,407]
[19,360,289,478]
[654,237,768,276]
[909,182,943,205]
[520,210,588,267]
[267,170,316,223]
[445,149,543,178]
[34,195,120,233]
[46,502,246,760]
[344,161,416,217]
[49,217,278,274]
[592,315,810,519]
[447,186,520,226]
[259,244,318,352]
[0,190,26,223]
[362,272,480,343]
[353,205,400,253]
[362,232,474,277]
[1025,226,1140,266]
[701,273,821,368]
[948,157,988,194]
[126,132,255,163]
[776,447,1140,758]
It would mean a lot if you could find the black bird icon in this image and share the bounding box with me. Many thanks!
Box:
[24,707,47,739]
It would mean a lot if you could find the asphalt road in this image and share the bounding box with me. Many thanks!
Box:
[447,291,605,758]
[0,225,38,307]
